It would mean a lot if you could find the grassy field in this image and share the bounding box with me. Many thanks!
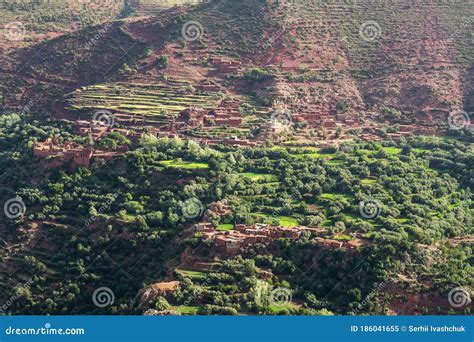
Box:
[382,147,402,155]
[291,148,338,160]
[176,269,207,278]
[268,302,299,314]
[277,216,299,227]
[255,213,299,227]
[240,173,278,182]
[217,224,234,231]
[360,179,377,185]
[320,193,352,201]
[159,160,209,169]
[173,306,199,315]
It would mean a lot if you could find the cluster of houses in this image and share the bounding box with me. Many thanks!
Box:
[33,122,129,167]
[209,57,242,74]
[180,98,243,128]
[193,222,366,256]
[293,110,360,130]
[385,124,437,139]
[33,138,95,168]
[155,130,258,147]
[73,120,110,140]
[73,120,141,142]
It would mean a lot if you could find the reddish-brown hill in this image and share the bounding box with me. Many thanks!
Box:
[0,0,472,136]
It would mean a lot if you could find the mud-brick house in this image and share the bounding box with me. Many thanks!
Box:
[194,222,214,232]
[271,226,302,239]
[219,98,241,109]
[223,136,257,147]
[33,138,64,157]
[419,105,451,121]
[73,120,93,136]
[217,60,241,74]
[181,107,207,126]
[416,126,437,135]
[243,234,270,245]
[399,124,415,133]
[65,148,94,168]
[323,119,336,128]
[73,120,110,139]
[33,139,94,168]
[215,234,243,253]
[235,224,248,231]
[196,79,222,92]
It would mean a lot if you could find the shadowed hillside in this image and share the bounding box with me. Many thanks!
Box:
[0,0,472,136]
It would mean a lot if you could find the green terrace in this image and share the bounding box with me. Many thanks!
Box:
[158,160,209,170]
[271,147,339,161]
[66,81,222,121]
[239,173,278,182]
[216,223,234,231]
[175,269,208,279]
[188,126,253,139]
[254,213,300,227]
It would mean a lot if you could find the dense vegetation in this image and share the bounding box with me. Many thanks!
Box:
[0,114,472,315]
[0,0,472,320]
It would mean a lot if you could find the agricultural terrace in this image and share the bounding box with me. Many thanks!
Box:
[66,81,222,124]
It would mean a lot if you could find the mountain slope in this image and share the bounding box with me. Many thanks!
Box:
[0,0,472,136]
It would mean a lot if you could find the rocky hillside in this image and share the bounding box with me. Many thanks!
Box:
[0,0,472,133]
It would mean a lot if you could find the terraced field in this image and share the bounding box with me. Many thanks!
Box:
[188,126,251,139]
[66,80,222,124]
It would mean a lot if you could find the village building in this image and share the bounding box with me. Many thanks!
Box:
[138,281,180,307]
[194,222,214,233]
[33,138,125,168]
[196,220,369,257]
[223,136,257,147]
[195,79,223,92]
[210,57,242,74]
[199,223,336,256]
[33,138,94,168]
[73,120,110,140]
[179,98,243,128]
